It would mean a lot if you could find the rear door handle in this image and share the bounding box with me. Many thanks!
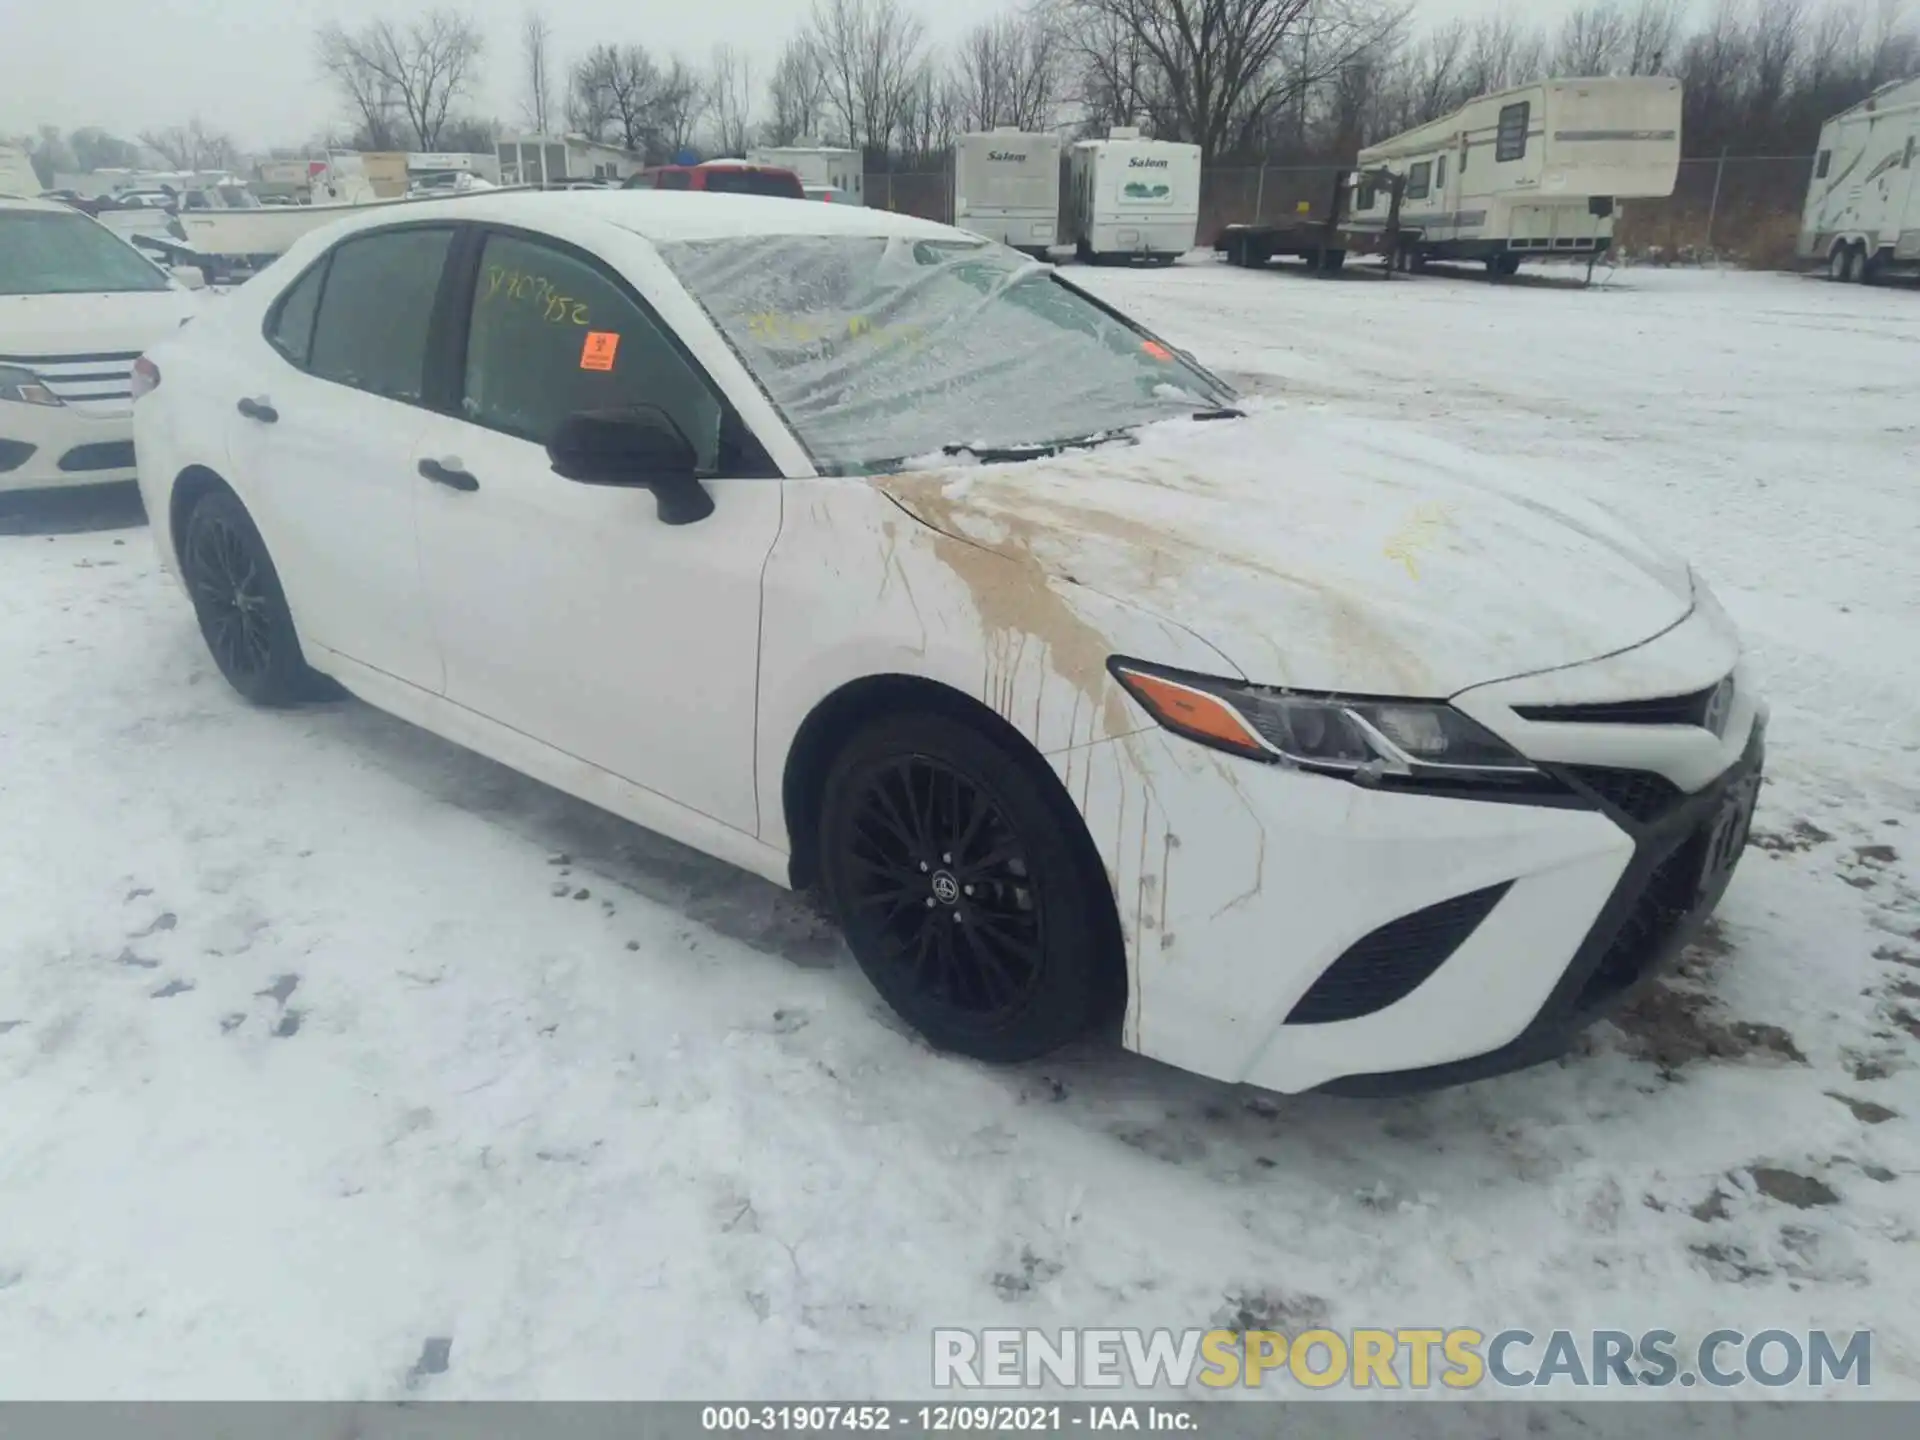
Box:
[418,457,479,492]
[235,396,278,423]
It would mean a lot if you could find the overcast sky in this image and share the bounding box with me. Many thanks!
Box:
[8,0,1688,150]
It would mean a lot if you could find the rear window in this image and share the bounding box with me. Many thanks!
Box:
[701,169,804,200]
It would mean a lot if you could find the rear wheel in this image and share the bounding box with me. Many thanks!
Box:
[818,712,1115,1063]
[1493,253,1522,277]
[1828,244,1859,282]
[180,488,317,706]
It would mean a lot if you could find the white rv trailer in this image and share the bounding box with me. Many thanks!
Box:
[1065,128,1202,265]
[952,128,1062,257]
[0,145,41,198]
[1798,77,1920,282]
[746,145,864,205]
[1349,76,1682,274]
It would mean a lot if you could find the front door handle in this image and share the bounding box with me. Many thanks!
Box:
[235,396,278,423]
[418,457,479,492]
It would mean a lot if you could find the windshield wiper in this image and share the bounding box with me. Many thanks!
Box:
[1190,407,1244,421]
[940,430,1132,464]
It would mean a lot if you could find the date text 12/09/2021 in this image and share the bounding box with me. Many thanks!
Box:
[701,1405,1196,1433]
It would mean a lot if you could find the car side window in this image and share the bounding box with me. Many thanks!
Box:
[265,260,327,367]
[1816,150,1831,179]
[307,227,454,404]
[460,232,722,470]
[1406,161,1432,200]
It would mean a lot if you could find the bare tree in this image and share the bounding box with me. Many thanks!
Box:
[897,62,964,161]
[708,44,755,155]
[804,0,929,156]
[138,118,240,171]
[570,44,664,153]
[522,12,556,134]
[1623,0,1684,73]
[1066,1,1161,133]
[315,11,485,151]
[766,35,832,144]
[1554,2,1631,75]
[1058,0,1401,160]
[658,57,708,157]
[953,11,1063,132]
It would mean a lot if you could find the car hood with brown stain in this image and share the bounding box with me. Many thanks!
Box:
[873,401,1695,698]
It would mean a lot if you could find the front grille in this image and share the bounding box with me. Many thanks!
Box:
[0,350,140,414]
[1575,831,1707,1010]
[57,440,135,473]
[0,438,36,474]
[1515,685,1721,728]
[1562,765,1685,824]
[1286,883,1512,1025]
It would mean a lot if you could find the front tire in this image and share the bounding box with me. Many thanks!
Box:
[818,711,1115,1063]
[180,488,317,706]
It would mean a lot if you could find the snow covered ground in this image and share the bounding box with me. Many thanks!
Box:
[0,262,1915,1403]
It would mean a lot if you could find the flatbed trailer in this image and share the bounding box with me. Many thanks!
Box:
[1213,166,1407,275]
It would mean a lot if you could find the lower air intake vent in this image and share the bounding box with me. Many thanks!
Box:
[1563,766,1685,824]
[1286,883,1512,1025]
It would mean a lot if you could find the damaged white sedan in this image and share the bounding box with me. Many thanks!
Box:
[132,192,1766,1094]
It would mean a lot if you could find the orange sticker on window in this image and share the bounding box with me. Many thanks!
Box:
[1141,340,1174,361]
[581,331,620,371]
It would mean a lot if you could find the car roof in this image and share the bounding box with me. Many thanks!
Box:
[349,188,957,245]
[0,194,74,213]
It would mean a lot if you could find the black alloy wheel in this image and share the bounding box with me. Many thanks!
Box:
[181,488,315,705]
[820,712,1114,1062]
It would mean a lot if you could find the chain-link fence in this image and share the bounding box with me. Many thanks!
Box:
[861,154,1818,267]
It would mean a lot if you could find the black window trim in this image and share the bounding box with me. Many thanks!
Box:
[261,219,466,404]
[434,221,781,479]
[260,253,331,371]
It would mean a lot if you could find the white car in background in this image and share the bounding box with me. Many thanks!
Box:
[131,192,1765,1096]
[2,195,200,493]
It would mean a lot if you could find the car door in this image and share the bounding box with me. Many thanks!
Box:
[226,224,456,692]
[410,226,784,837]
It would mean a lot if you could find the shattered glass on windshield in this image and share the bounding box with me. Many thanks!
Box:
[655,234,1234,474]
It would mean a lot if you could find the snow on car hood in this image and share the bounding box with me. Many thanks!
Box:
[0,288,199,359]
[875,401,1695,698]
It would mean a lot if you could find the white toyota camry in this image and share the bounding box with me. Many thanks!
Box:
[132,191,1765,1095]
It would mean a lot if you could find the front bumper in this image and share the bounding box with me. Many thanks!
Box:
[0,400,137,493]
[1322,718,1765,1095]
[1060,606,1766,1095]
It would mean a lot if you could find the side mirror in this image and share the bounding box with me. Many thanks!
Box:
[170,265,207,290]
[547,406,715,526]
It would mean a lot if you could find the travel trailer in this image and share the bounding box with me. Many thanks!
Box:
[1798,76,1920,282]
[1,145,43,197]
[747,146,864,205]
[1349,76,1683,274]
[1066,128,1202,265]
[952,128,1062,257]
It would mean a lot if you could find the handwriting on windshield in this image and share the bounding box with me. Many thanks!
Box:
[483,266,589,326]
[743,310,924,348]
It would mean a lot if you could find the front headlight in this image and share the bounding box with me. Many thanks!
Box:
[1110,658,1543,789]
[0,365,64,407]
